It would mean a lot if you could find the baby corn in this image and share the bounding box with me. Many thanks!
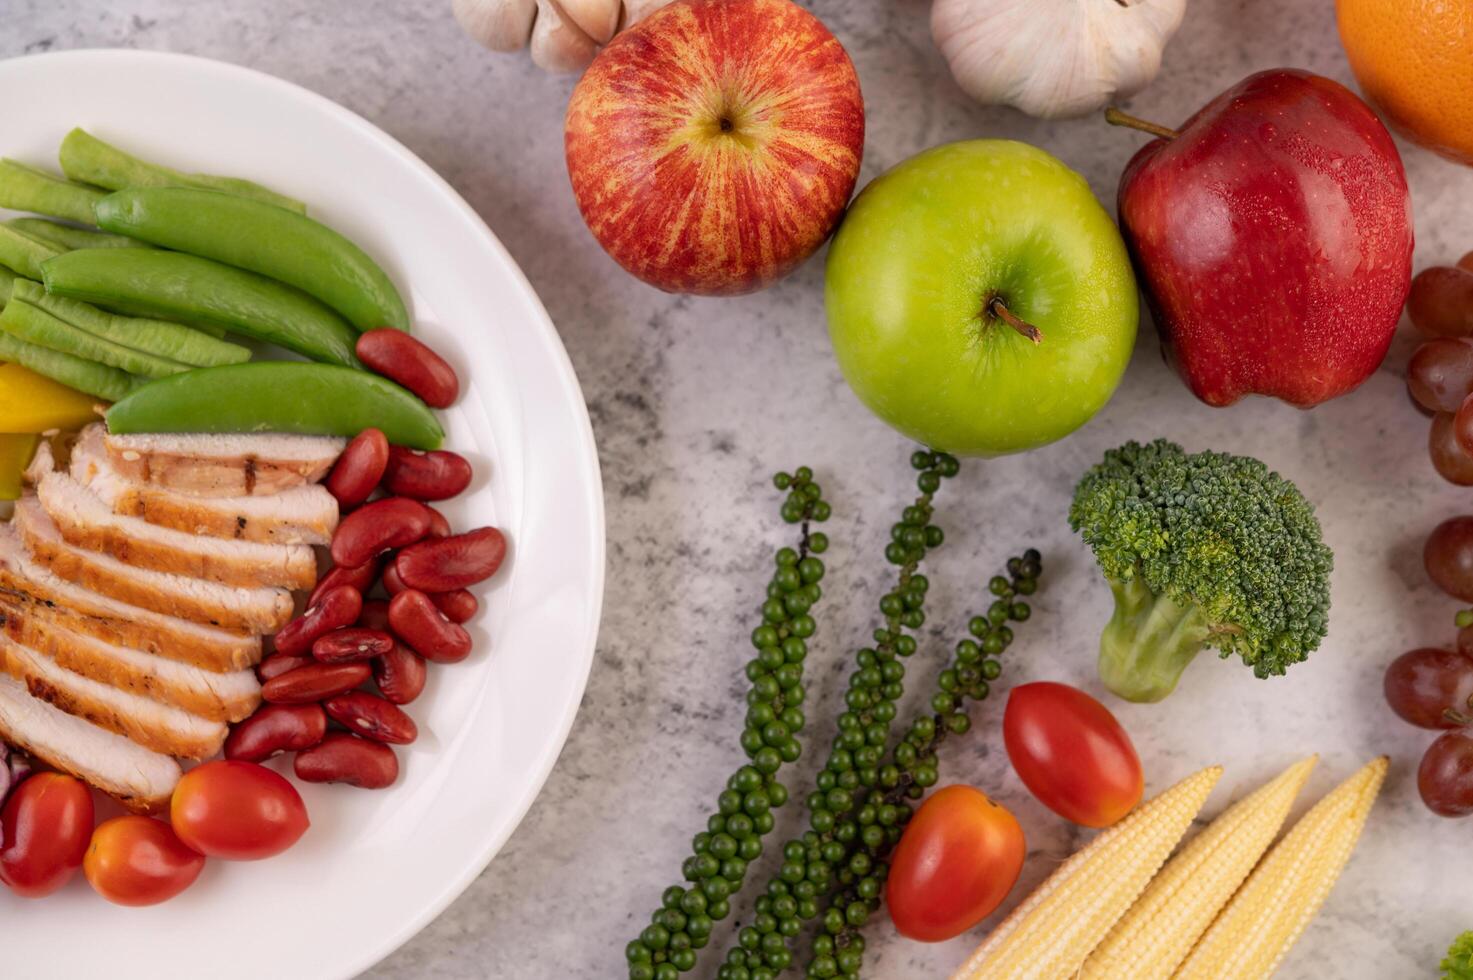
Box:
[1081,756,1318,980]
[951,766,1222,980]
[1173,756,1389,980]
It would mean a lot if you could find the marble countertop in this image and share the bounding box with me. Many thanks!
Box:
[7,1,1471,977]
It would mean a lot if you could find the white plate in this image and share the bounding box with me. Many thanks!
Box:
[0,50,605,979]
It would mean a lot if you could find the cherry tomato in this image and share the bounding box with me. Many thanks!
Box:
[170,761,309,860]
[1003,682,1143,828]
[886,785,1025,942]
[84,816,205,906]
[0,772,94,897]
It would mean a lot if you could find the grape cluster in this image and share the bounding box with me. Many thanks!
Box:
[804,550,1041,978]
[1384,609,1473,818]
[627,468,830,980]
[717,451,961,980]
[1405,252,1473,483]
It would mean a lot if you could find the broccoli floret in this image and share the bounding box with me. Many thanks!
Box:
[1445,932,1473,980]
[1068,439,1332,703]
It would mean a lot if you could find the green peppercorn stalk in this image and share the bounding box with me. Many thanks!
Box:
[627,467,832,980]
[803,550,1042,979]
[717,451,961,980]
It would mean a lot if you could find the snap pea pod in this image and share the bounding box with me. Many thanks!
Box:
[41,249,360,367]
[9,280,249,369]
[0,224,62,280]
[6,217,154,251]
[106,362,443,449]
[0,299,188,380]
[0,159,103,225]
[0,328,134,402]
[97,187,409,332]
[59,129,306,215]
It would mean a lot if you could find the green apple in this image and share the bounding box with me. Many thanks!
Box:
[825,140,1138,456]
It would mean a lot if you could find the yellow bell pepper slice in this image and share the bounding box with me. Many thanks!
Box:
[0,433,38,500]
[0,361,101,432]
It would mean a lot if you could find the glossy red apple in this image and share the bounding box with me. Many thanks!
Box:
[1114,68,1413,407]
[564,0,864,296]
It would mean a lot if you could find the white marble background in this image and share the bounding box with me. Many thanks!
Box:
[3,1,1469,977]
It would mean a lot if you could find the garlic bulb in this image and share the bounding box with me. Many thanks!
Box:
[453,0,674,73]
[931,0,1187,119]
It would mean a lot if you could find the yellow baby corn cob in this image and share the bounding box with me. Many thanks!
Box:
[1173,756,1389,980]
[951,766,1222,980]
[1081,756,1318,980]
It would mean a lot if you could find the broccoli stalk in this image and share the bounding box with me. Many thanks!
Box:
[1069,440,1333,703]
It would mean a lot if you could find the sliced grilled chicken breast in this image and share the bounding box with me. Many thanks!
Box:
[73,425,338,546]
[0,674,180,813]
[16,497,294,633]
[0,638,227,759]
[0,526,260,672]
[38,471,317,590]
[0,607,260,722]
[105,430,346,497]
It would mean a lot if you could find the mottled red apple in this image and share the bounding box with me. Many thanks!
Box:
[564,0,864,296]
[1115,69,1413,407]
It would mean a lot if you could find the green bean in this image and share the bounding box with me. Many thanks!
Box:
[42,249,360,367]
[97,187,409,332]
[0,159,103,225]
[107,362,443,449]
[58,129,306,214]
[0,224,62,280]
[8,280,248,369]
[0,328,134,402]
[0,268,14,309]
[6,218,153,251]
[0,300,188,379]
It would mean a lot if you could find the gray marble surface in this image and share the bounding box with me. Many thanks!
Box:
[6,1,1471,977]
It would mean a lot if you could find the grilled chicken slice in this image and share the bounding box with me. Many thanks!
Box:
[72,425,339,546]
[0,637,227,759]
[104,430,346,497]
[15,497,294,634]
[37,471,317,590]
[0,606,260,723]
[0,525,260,672]
[0,674,180,813]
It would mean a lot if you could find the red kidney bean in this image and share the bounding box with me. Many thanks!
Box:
[273,585,363,657]
[425,505,451,539]
[373,644,427,705]
[395,528,506,592]
[331,497,433,567]
[382,561,408,596]
[430,589,478,624]
[388,589,473,664]
[261,662,372,704]
[359,599,391,632]
[313,628,395,664]
[295,733,399,789]
[356,329,460,409]
[325,428,389,509]
[307,558,381,609]
[323,691,418,745]
[257,652,313,682]
[224,703,327,762]
[382,446,472,501]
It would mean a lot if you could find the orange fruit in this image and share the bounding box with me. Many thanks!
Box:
[1336,0,1473,165]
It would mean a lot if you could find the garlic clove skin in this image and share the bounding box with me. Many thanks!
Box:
[453,0,539,53]
[558,0,622,44]
[621,0,675,27]
[530,0,601,72]
[931,0,1187,120]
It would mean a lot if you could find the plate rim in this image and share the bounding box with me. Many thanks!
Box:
[0,47,606,978]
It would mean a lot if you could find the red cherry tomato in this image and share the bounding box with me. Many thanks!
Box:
[886,785,1025,942]
[0,772,94,897]
[170,761,309,860]
[1003,682,1143,828]
[84,816,205,906]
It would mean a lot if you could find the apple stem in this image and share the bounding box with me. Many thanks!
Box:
[988,298,1042,345]
[1104,107,1180,141]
